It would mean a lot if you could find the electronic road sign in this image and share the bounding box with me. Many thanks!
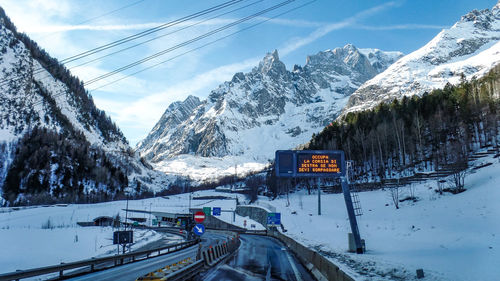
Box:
[275,150,346,177]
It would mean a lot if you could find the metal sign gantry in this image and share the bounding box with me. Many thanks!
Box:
[275,150,363,254]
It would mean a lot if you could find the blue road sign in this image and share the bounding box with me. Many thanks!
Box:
[267,213,281,225]
[212,207,221,216]
[193,224,205,236]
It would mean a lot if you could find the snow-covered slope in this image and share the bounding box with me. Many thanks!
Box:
[0,8,169,202]
[256,153,500,281]
[137,45,402,179]
[344,2,500,114]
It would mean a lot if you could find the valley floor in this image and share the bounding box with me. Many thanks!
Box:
[0,156,498,281]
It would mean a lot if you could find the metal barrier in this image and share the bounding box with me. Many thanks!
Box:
[136,234,242,280]
[0,240,199,281]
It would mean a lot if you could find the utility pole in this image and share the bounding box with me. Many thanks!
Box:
[317,178,321,215]
[149,203,152,226]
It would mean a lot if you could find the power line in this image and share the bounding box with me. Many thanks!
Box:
[59,0,244,65]
[83,0,295,86]
[89,0,317,92]
[0,0,244,87]
[30,0,314,108]
[67,0,264,71]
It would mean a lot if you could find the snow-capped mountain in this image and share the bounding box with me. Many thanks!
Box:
[137,45,402,178]
[0,8,167,203]
[344,2,500,114]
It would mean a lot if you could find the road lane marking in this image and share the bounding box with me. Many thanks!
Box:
[285,251,303,281]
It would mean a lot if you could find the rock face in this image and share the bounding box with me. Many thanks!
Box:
[343,2,500,114]
[137,45,403,173]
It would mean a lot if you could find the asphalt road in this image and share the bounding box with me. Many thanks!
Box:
[66,231,230,281]
[197,234,316,281]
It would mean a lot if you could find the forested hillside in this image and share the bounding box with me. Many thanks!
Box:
[3,127,129,204]
[307,65,500,188]
[0,7,169,206]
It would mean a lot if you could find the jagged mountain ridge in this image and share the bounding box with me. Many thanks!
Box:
[0,7,168,203]
[343,1,500,114]
[137,45,402,177]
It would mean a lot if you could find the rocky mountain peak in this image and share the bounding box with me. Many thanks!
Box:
[343,1,500,115]
[256,49,286,76]
[459,8,497,29]
[137,45,402,177]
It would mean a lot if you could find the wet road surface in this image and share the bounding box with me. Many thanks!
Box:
[198,234,316,281]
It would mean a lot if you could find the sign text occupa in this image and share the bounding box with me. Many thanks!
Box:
[296,151,345,177]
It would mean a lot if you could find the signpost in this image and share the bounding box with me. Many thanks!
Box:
[274,150,363,254]
[193,224,205,236]
[194,211,206,223]
[212,207,221,216]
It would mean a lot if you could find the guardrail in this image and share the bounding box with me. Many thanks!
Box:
[136,234,241,281]
[0,240,199,281]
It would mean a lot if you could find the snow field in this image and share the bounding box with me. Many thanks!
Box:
[261,156,500,281]
[0,191,260,274]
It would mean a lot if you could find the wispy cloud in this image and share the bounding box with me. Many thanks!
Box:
[23,19,236,34]
[280,1,399,56]
[24,16,329,34]
[354,24,448,30]
[93,57,260,142]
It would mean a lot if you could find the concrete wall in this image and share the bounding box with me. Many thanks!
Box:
[237,205,355,281]
[268,229,355,281]
[235,205,269,228]
[191,208,245,231]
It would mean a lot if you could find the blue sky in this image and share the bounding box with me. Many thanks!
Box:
[0,0,498,145]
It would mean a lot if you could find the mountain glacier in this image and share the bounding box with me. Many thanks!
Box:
[137,45,402,179]
[344,2,500,114]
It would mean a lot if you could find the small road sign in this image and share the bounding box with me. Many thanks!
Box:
[194,211,206,223]
[267,213,281,226]
[212,207,221,216]
[193,224,205,236]
[113,230,133,244]
[203,207,211,216]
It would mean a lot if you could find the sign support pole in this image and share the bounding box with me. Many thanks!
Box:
[317,178,321,216]
[341,176,363,254]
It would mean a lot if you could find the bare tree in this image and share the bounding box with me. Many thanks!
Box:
[389,185,400,209]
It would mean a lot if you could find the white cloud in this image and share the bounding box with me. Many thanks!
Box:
[93,57,259,141]
[354,24,448,30]
[280,1,399,56]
